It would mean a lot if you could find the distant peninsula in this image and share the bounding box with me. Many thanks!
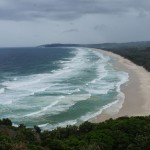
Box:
[39,41,150,49]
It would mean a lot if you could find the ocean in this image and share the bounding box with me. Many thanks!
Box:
[0,47,128,130]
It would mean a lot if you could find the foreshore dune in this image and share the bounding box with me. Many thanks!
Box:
[92,49,150,122]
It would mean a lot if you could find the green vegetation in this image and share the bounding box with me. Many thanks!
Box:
[102,47,150,72]
[1,116,150,149]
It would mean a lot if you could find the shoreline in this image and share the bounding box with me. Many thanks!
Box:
[91,49,150,123]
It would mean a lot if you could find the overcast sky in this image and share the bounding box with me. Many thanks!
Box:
[0,0,150,47]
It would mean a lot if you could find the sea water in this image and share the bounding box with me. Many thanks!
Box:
[0,47,128,130]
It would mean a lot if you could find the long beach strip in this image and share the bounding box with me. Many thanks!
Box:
[92,49,150,122]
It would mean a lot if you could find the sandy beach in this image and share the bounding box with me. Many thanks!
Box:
[92,49,150,122]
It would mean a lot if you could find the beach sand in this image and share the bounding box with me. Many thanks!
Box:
[92,49,150,123]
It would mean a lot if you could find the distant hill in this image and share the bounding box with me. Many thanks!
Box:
[38,43,86,48]
[39,41,150,49]
[88,41,150,49]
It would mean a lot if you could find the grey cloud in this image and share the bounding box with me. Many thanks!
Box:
[94,24,107,31]
[0,0,150,21]
[63,29,79,33]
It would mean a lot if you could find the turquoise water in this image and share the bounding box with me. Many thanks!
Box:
[0,47,128,130]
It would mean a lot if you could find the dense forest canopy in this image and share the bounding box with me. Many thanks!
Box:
[102,47,150,72]
[0,116,150,150]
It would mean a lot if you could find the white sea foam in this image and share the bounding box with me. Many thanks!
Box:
[38,123,49,128]
[40,93,126,131]
[79,93,125,122]
[116,72,129,92]
[39,120,77,131]
[23,94,91,118]
[79,100,120,122]
[0,88,5,94]
[13,77,17,81]
[24,100,59,117]
[0,48,94,105]
[0,47,129,130]
[12,123,19,127]
[80,81,128,122]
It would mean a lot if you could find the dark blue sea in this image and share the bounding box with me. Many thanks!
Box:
[0,47,128,130]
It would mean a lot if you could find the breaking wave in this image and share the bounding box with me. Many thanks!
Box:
[0,47,128,130]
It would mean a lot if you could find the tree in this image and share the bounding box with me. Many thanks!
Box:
[1,118,12,126]
[34,125,41,134]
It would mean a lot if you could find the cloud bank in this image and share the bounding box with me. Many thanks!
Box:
[0,0,150,21]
